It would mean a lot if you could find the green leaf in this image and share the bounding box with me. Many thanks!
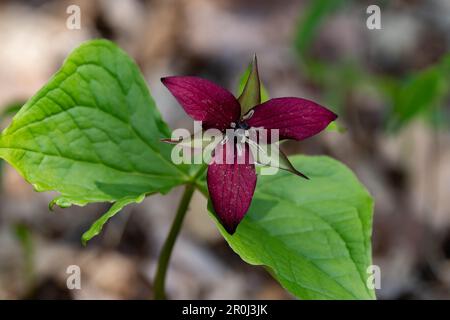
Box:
[81,194,145,245]
[0,40,189,242]
[208,155,375,299]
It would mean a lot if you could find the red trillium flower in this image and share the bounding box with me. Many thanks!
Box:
[162,57,337,234]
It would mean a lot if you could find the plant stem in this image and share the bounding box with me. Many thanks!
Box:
[153,183,195,299]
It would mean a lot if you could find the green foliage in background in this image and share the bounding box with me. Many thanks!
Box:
[294,0,348,59]
[0,101,24,122]
[295,0,450,132]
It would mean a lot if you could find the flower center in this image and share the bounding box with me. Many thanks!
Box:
[234,120,249,130]
[227,121,249,146]
[229,109,254,131]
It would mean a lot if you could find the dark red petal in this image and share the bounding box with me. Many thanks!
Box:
[161,76,240,131]
[247,97,337,141]
[207,142,256,234]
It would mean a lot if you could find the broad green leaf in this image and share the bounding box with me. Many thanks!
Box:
[0,40,189,242]
[207,155,375,299]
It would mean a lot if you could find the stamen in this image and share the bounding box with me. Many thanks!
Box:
[242,110,255,121]
[236,143,243,156]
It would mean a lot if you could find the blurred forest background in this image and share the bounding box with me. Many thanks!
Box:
[0,0,450,299]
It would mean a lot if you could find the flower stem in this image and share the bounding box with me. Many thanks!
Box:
[153,183,195,299]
